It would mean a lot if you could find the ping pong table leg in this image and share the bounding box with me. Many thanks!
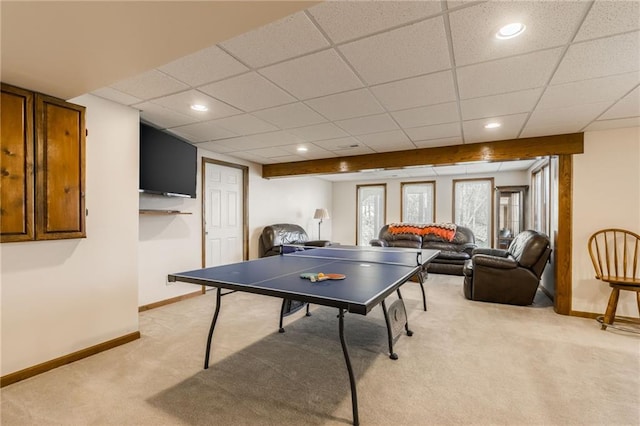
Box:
[204,287,223,369]
[338,308,359,426]
[396,289,414,337]
[417,270,427,311]
[380,299,398,360]
[278,299,286,333]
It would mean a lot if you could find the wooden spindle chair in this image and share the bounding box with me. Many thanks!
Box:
[588,229,640,331]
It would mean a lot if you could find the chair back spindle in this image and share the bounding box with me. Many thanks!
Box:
[588,229,640,282]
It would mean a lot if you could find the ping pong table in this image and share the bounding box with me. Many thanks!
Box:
[168,245,440,425]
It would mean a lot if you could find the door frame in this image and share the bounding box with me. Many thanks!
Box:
[201,157,249,270]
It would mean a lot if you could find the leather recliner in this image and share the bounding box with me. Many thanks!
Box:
[258,223,331,258]
[462,230,552,306]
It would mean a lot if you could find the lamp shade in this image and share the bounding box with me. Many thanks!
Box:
[314,208,330,220]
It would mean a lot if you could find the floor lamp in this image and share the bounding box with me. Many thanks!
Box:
[314,208,330,239]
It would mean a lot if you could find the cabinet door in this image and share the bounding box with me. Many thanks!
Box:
[35,94,86,240]
[1,84,34,242]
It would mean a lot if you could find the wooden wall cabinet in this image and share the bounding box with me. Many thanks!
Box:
[1,83,86,242]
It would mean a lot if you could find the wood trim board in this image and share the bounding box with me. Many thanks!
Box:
[1,331,140,387]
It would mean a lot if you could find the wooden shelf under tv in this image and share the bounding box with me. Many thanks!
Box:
[139,209,192,215]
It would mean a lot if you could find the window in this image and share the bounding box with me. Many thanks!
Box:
[401,181,435,223]
[453,178,494,248]
[532,162,550,235]
[356,184,386,246]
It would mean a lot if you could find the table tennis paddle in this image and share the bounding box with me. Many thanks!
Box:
[300,272,346,282]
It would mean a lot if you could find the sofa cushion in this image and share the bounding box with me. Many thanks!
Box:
[433,250,471,261]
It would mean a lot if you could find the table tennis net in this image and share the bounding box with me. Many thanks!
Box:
[278,244,423,267]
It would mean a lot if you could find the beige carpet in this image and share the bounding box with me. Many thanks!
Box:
[2,274,639,425]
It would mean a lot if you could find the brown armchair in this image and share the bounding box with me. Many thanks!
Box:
[462,230,552,306]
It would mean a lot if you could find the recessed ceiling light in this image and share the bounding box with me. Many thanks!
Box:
[484,122,501,129]
[496,23,526,39]
[297,146,308,152]
[190,104,208,112]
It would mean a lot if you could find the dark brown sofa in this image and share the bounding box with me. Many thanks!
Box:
[462,230,552,306]
[370,224,477,275]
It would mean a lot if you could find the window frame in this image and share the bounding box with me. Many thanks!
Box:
[531,160,551,236]
[400,180,436,223]
[356,183,387,246]
[452,177,495,248]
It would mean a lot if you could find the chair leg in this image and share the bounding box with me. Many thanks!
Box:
[636,290,640,317]
[602,287,620,330]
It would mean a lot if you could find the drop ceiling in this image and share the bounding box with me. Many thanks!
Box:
[3,1,639,181]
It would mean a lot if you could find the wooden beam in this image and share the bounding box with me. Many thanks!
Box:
[555,154,573,315]
[262,133,584,178]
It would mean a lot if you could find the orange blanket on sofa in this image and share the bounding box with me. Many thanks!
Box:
[388,223,457,242]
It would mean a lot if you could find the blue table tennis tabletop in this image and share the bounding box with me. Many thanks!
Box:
[167,245,440,426]
[168,245,440,315]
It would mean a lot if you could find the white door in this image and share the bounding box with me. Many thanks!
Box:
[204,161,245,267]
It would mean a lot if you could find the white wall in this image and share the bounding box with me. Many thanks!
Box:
[332,171,528,245]
[572,127,640,317]
[0,95,140,376]
[248,172,333,258]
[138,150,333,306]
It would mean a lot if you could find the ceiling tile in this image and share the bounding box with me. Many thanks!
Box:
[150,89,242,120]
[193,141,236,154]
[135,102,198,129]
[413,136,462,149]
[244,146,296,159]
[313,137,374,156]
[91,87,142,106]
[575,1,640,42]
[465,162,501,174]
[460,88,541,120]
[462,112,528,143]
[199,72,296,112]
[538,72,639,111]
[219,12,330,68]
[600,86,640,120]
[240,130,304,148]
[392,102,459,129]
[308,1,442,44]
[339,17,451,85]
[370,71,456,111]
[259,49,363,99]
[433,165,468,176]
[210,114,278,136]
[585,116,640,132]
[110,69,189,100]
[168,121,238,143]
[335,113,399,135]
[305,89,384,121]
[312,136,363,151]
[551,31,640,85]
[287,123,349,142]
[449,1,588,66]
[278,143,335,160]
[356,130,415,152]
[158,45,248,86]
[498,159,537,171]
[229,151,277,164]
[253,102,327,129]
[521,101,612,137]
[457,48,562,99]
[405,122,461,142]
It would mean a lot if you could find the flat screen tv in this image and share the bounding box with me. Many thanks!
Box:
[139,123,197,198]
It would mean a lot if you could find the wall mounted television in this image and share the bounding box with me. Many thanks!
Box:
[139,122,197,198]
